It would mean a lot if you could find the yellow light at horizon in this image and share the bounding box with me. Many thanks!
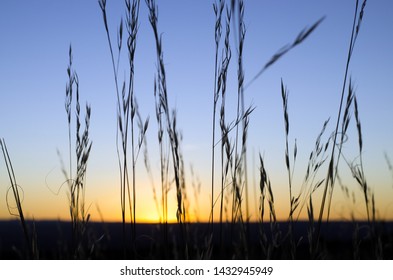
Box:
[2,173,393,223]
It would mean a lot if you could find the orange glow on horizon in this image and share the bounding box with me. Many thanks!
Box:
[1,174,393,223]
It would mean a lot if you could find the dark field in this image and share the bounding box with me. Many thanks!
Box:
[1,220,393,259]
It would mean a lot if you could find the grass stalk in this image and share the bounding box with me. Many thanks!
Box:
[64,46,93,258]
[99,0,146,258]
[280,79,299,258]
[99,0,128,254]
[1,139,37,259]
[258,153,280,259]
[211,0,224,242]
[146,0,188,258]
[218,6,232,250]
[316,0,367,250]
[154,78,169,256]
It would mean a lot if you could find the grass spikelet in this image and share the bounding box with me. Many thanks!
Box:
[246,17,325,89]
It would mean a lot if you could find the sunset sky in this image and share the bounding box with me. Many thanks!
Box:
[1,0,392,223]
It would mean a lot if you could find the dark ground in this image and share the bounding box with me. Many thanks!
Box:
[1,220,393,259]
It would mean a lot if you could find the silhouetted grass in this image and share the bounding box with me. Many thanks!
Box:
[0,139,38,259]
[99,0,148,258]
[3,0,393,260]
[61,45,93,258]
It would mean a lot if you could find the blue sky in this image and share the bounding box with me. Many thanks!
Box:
[1,0,393,222]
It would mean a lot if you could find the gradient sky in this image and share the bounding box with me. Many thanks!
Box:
[1,0,393,223]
